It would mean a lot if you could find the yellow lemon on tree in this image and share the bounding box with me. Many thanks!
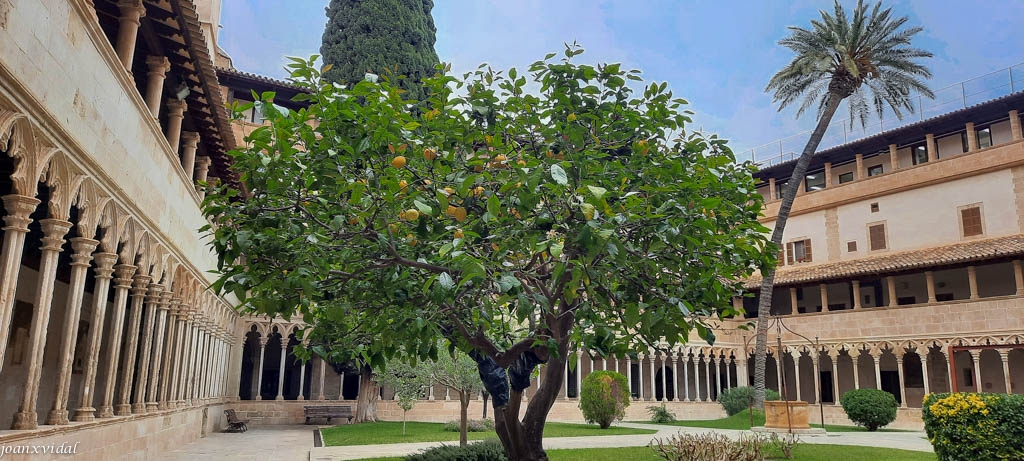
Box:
[424,148,437,161]
[391,156,407,168]
[454,229,465,239]
[453,207,467,222]
[404,209,420,221]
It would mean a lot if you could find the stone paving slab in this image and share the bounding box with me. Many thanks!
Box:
[156,425,316,461]
[157,422,934,461]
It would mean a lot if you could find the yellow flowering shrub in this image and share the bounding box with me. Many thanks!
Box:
[922,392,1024,461]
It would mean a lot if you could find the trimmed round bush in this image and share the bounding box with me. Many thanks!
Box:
[840,389,897,431]
[718,386,781,416]
[579,370,630,429]
[923,392,1024,461]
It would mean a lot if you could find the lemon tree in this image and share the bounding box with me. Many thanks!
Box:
[203,45,770,460]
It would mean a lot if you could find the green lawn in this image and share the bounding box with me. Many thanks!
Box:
[651,409,907,433]
[320,421,656,447]
[353,444,935,461]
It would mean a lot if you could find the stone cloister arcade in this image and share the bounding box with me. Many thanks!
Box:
[0,107,237,430]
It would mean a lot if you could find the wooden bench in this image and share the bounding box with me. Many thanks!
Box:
[224,409,248,433]
[304,405,354,425]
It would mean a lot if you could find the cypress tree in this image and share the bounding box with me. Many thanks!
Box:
[320,0,440,100]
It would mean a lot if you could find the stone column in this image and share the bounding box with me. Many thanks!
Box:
[318,357,326,400]
[887,277,897,307]
[794,352,802,402]
[824,162,832,188]
[968,266,979,300]
[170,308,188,407]
[926,133,937,162]
[98,264,137,417]
[926,271,937,303]
[829,350,840,404]
[185,318,199,405]
[648,352,656,401]
[855,154,864,180]
[819,284,829,312]
[0,195,39,375]
[694,353,702,401]
[12,218,73,430]
[683,352,691,401]
[200,328,211,401]
[73,252,118,421]
[1013,260,1024,295]
[132,284,162,413]
[575,351,582,399]
[338,371,345,400]
[143,56,170,117]
[297,364,307,401]
[852,351,861,390]
[1010,110,1022,141]
[145,290,171,411]
[180,132,200,181]
[811,354,821,404]
[966,123,978,152]
[165,99,187,154]
[895,351,907,408]
[789,287,798,314]
[276,337,288,400]
[636,354,644,401]
[726,356,733,389]
[195,156,212,198]
[714,356,722,399]
[852,280,862,309]
[969,350,982,391]
[705,354,713,401]
[999,349,1012,394]
[768,178,776,201]
[115,0,146,69]
[669,352,678,401]
[872,351,882,390]
[178,316,194,405]
[888,144,899,171]
[659,353,667,402]
[624,356,632,400]
[918,347,932,397]
[157,297,180,409]
[47,237,99,425]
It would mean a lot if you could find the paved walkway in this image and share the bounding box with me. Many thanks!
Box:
[159,422,933,461]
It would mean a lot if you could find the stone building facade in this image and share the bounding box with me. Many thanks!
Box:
[0,0,244,459]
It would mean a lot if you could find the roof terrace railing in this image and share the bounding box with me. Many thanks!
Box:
[742,63,1024,168]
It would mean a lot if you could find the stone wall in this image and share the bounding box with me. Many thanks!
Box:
[0,404,225,461]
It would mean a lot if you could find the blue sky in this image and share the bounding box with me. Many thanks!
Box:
[219,0,1024,158]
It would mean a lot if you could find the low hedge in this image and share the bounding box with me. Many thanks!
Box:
[922,392,1024,461]
[718,386,781,416]
[406,439,507,461]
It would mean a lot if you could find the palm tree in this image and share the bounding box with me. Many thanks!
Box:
[752,0,933,406]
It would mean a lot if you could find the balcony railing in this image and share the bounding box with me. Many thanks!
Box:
[741,63,1024,168]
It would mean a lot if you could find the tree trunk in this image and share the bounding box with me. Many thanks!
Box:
[753,92,844,407]
[459,391,469,446]
[355,364,378,423]
[482,391,488,419]
[403,410,407,435]
[490,344,568,460]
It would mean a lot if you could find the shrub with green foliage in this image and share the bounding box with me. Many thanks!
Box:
[650,432,797,461]
[718,387,780,416]
[923,392,1024,461]
[840,389,897,431]
[405,439,507,461]
[579,371,630,429]
[648,405,676,424]
[443,419,494,433]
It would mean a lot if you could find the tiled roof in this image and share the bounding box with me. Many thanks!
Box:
[215,67,312,94]
[744,234,1024,288]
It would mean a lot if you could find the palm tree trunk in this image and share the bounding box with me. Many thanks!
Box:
[753,92,843,407]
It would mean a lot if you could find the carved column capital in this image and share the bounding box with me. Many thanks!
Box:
[2,195,40,232]
[145,55,170,76]
[181,131,200,148]
[116,0,146,22]
[39,219,73,251]
[166,99,187,117]
[131,274,152,294]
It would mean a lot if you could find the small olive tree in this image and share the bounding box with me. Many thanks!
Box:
[427,347,484,446]
[377,359,429,434]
